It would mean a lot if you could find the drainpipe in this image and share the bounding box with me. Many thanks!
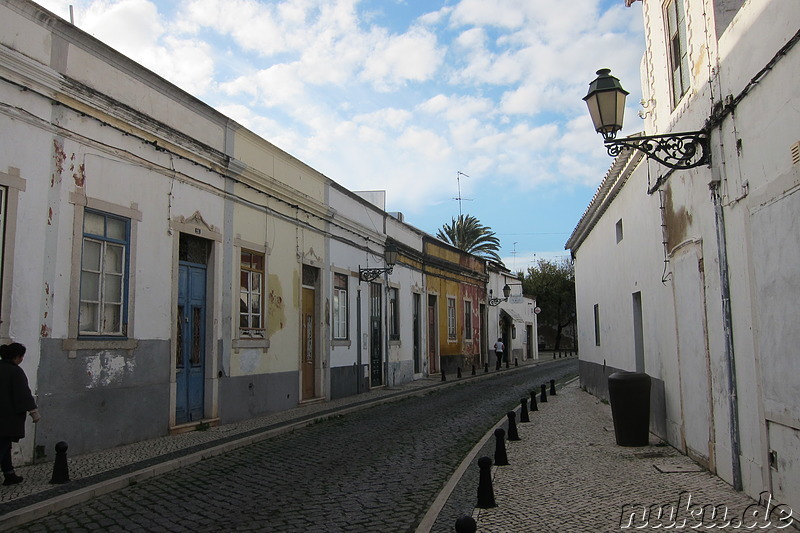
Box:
[710,179,743,492]
[356,288,362,394]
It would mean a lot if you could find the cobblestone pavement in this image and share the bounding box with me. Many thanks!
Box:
[431,381,798,533]
[3,358,577,532]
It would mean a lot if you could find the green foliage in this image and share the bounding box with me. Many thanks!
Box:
[518,257,575,349]
[436,214,503,263]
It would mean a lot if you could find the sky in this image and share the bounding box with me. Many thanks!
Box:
[33,0,646,272]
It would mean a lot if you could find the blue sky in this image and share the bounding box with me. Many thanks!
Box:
[34,0,646,271]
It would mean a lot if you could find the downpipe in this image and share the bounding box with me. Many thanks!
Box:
[710,181,743,491]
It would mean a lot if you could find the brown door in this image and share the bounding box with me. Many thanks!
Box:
[427,295,438,374]
[302,286,317,399]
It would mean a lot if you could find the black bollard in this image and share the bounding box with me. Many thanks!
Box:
[494,428,509,466]
[507,411,520,441]
[520,398,530,422]
[484,362,489,373]
[455,515,478,533]
[50,441,70,484]
[514,358,518,367]
[530,390,538,411]
[472,365,476,376]
[505,357,509,369]
[457,367,462,379]
[550,379,557,396]
[442,369,447,382]
[553,352,556,359]
[476,456,497,508]
[540,383,548,403]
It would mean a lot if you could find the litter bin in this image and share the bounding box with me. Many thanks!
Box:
[607,371,651,446]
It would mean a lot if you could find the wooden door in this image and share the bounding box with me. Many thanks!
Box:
[301,286,317,399]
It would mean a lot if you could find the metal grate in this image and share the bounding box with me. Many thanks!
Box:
[791,141,800,166]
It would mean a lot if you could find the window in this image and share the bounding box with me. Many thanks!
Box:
[447,297,457,340]
[79,210,130,336]
[594,303,601,346]
[464,300,472,340]
[333,273,348,340]
[240,250,265,337]
[388,287,399,340]
[616,219,624,243]
[0,186,6,308]
[665,0,690,106]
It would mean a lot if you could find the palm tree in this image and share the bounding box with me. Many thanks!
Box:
[436,214,503,263]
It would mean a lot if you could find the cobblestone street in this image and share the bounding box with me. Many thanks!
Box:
[12,360,577,532]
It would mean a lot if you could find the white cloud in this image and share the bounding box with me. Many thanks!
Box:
[361,27,445,90]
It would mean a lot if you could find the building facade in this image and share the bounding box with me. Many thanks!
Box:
[0,0,537,465]
[568,0,799,511]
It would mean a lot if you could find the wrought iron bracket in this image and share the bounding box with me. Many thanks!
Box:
[487,297,506,307]
[604,130,710,170]
[359,266,394,282]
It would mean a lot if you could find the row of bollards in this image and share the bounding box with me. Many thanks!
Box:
[551,350,576,359]
[457,379,561,531]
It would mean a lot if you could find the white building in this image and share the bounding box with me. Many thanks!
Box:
[568,0,799,511]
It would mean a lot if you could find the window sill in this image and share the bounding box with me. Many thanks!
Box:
[389,339,401,346]
[332,339,351,348]
[63,338,138,356]
[233,338,270,350]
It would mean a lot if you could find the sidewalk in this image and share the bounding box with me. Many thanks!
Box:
[0,353,576,530]
[433,380,797,532]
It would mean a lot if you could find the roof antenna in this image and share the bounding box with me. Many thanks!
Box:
[454,171,472,217]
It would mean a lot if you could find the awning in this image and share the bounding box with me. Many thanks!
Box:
[499,308,525,323]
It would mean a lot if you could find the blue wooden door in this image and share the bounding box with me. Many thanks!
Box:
[176,262,206,424]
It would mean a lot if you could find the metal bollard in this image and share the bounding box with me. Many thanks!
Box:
[494,428,509,466]
[457,367,462,379]
[507,411,520,441]
[484,362,489,373]
[514,358,518,367]
[540,383,548,403]
[442,369,447,382]
[476,456,497,508]
[550,378,557,396]
[520,398,530,422]
[505,357,509,369]
[553,352,556,359]
[50,441,70,484]
[530,390,538,411]
[455,515,478,533]
[472,365,476,376]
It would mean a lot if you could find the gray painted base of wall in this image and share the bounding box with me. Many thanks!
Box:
[387,360,414,388]
[330,364,369,400]
[218,371,299,424]
[579,359,667,440]
[36,339,171,458]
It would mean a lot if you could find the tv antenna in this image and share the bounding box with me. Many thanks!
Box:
[454,171,472,216]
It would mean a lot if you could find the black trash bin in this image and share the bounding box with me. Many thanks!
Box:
[607,371,651,446]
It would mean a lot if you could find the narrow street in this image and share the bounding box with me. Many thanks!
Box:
[16,360,576,532]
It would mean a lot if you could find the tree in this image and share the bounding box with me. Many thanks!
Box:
[519,257,575,351]
[436,214,503,263]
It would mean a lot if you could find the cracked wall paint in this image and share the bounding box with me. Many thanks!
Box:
[84,351,134,389]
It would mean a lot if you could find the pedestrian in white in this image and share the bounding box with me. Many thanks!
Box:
[493,338,505,370]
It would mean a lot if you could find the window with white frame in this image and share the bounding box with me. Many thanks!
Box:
[333,273,348,340]
[240,249,265,337]
[0,186,5,313]
[79,210,129,336]
[447,297,457,340]
[464,300,472,340]
[388,287,399,340]
[665,0,690,106]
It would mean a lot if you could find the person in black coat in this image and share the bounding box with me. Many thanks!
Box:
[0,342,39,486]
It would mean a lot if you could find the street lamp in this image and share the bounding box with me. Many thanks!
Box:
[359,242,398,282]
[584,68,710,170]
[488,284,511,306]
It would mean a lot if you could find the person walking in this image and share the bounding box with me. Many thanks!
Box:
[0,342,39,486]
[493,338,505,371]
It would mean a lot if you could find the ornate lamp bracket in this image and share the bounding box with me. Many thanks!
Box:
[604,130,710,170]
[359,266,394,282]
